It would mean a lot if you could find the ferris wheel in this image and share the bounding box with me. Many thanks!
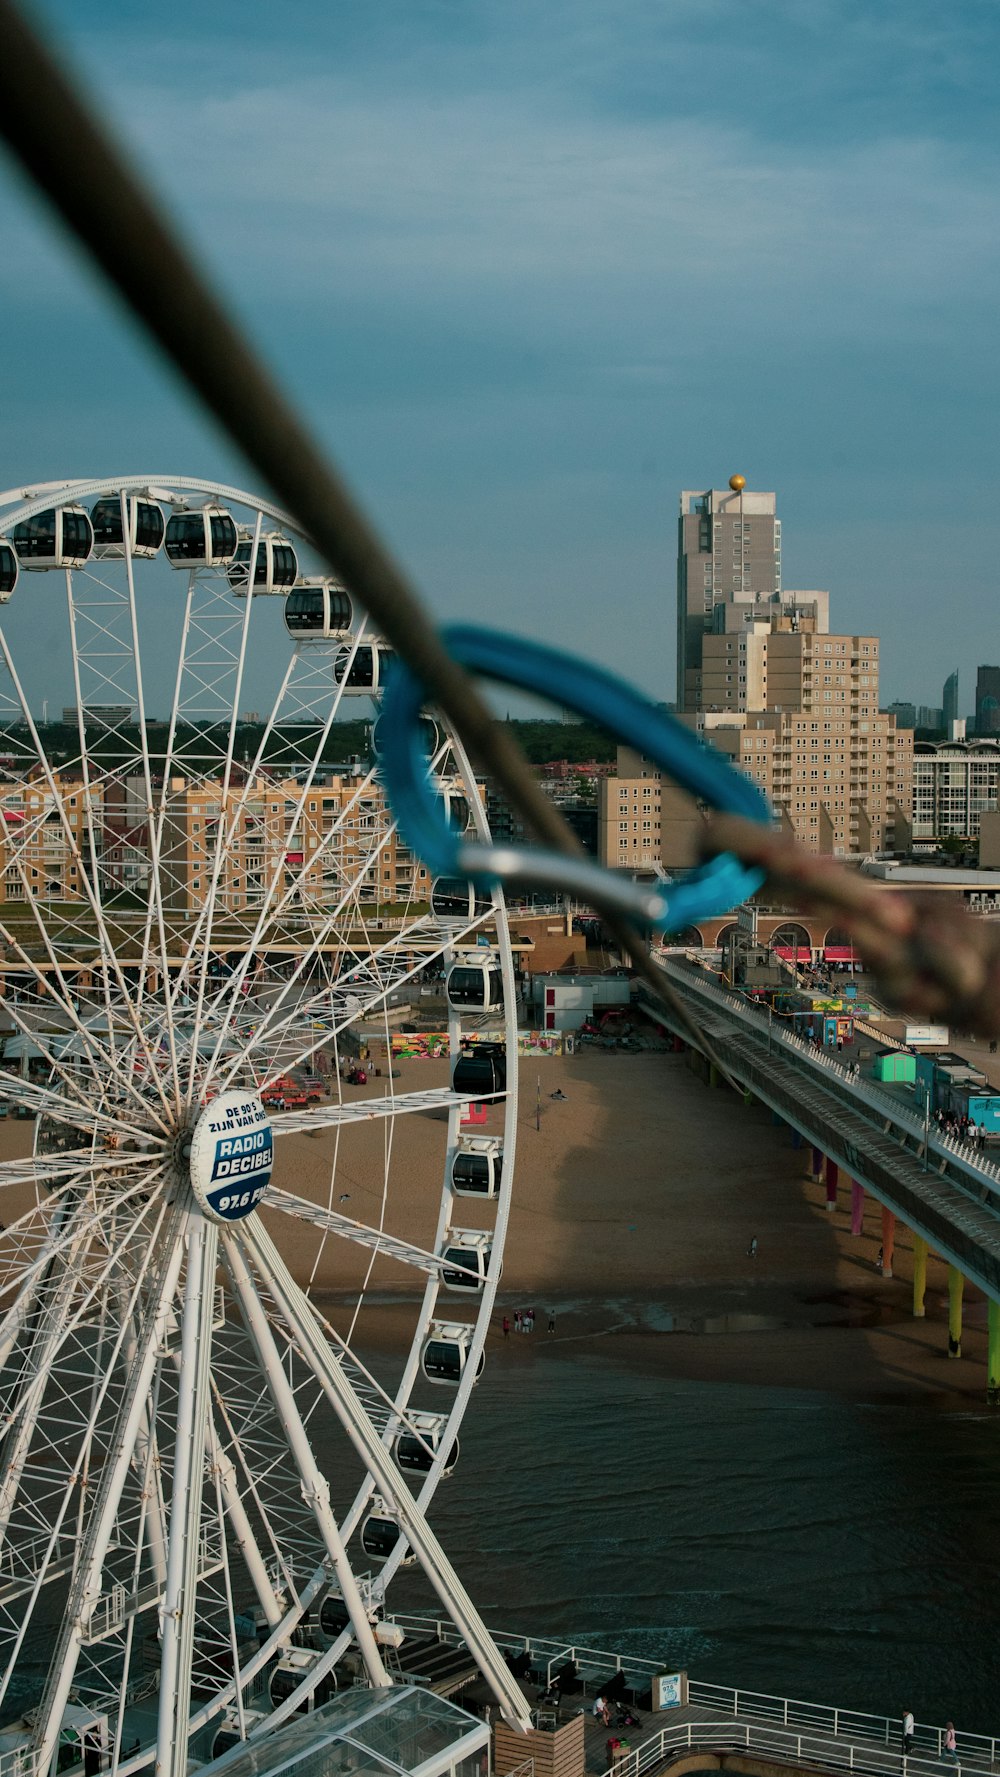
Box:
[0,476,529,1777]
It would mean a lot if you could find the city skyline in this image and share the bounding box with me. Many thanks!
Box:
[0,1,997,717]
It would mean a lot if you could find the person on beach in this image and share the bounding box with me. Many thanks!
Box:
[747,1236,758,1258]
[548,1310,556,1332]
[502,1316,510,1339]
[527,1307,535,1333]
[902,1710,914,1755]
[514,1309,522,1333]
[944,1724,957,1764]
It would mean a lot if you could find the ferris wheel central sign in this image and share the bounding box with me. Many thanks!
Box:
[189,1090,274,1223]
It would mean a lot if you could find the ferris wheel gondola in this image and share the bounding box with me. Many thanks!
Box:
[0,539,17,601]
[10,502,93,568]
[164,502,239,566]
[332,639,394,694]
[90,493,165,558]
[283,577,353,637]
[228,528,298,594]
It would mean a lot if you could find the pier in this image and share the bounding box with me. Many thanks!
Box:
[385,1616,997,1777]
[633,955,1000,1386]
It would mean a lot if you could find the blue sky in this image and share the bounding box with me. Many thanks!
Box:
[0,0,998,716]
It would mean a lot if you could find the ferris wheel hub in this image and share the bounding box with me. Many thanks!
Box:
[188,1090,274,1224]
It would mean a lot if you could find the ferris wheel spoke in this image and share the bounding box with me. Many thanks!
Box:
[28,1197,188,1774]
[0,1065,155,1143]
[181,524,259,1104]
[265,1185,482,1285]
[204,1404,285,1629]
[0,966,166,1134]
[212,896,444,1095]
[220,1230,389,1687]
[194,675,372,1082]
[0,627,175,1125]
[159,653,299,1026]
[0,1187,177,1727]
[0,1186,170,1579]
[0,1164,167,1361]
[219,899,494,1094]
[239,1220,531,1729]
[267,1085,489,1139]
[115,496,184,1112]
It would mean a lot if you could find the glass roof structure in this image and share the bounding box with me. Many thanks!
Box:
[207,1687,489,1777]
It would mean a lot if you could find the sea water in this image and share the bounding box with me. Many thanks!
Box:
[380,1345,1000,1730]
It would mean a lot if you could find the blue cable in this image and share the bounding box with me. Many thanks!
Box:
[377,625,771,932]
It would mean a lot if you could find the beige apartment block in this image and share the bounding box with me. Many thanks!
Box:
[596,747,665,872]
[160,775,431,915]
[599,709,913,868]
[701,630,880,720]
[703,709,913,858]
[0,773,104,903]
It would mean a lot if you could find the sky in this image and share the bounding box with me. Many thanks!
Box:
[0,0,998,718]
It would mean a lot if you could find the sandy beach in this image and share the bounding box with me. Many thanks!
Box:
[2,1048,988,1409]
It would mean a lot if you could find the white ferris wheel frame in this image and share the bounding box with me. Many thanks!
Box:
[0,475,532,1777]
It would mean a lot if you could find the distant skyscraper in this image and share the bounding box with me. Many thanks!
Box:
[657,475,911,858]
[676,478,782,711]
[976,665,1000,735]
[942,670,959,733]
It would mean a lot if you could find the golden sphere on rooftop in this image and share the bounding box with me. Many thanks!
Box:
[729,474,747,492]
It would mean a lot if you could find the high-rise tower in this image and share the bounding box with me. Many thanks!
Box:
[942,669,959,734]
[676,476,781,711]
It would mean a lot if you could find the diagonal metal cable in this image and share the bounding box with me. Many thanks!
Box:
[0,0,736,1074]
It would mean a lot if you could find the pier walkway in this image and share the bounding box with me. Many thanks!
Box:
[383,1617,999,1777]
[637,957,1000,1302]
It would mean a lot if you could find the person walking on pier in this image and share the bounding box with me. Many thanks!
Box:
[902,1710,915,1756]
[944,1723,958,1764]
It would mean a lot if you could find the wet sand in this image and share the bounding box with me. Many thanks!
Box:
[0,1049,987,1408]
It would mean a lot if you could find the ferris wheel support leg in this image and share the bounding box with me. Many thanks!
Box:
[120,1295,169,1593]
[31,1214,187,1777]
[156,1214,218,1777]
[242,1222,533,1732]
[220,1231,390,1690]
[205,1419,284,1630]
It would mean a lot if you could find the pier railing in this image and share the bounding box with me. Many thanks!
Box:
[382,1615,997,1776]
[604,1714,992,1777]
[686,1683,997,1765]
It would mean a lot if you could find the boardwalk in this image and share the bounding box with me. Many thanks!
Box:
[639,958,1000,1301]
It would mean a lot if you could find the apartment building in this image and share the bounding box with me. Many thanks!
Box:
[0,773,103,903]
[598,700,912,869]
[0,762,451,917]
[160,774,432,915]
[597,750,666,872]
[700,707,913,858]
[701,625,876,719]
[912,741,1000,844]
[656,476,913,862]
